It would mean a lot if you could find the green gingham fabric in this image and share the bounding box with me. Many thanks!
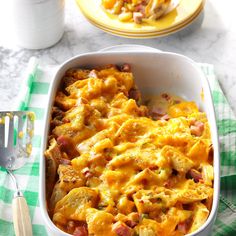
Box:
[0,61,236,236]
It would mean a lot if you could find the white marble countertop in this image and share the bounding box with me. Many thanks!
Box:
[0,0,235,113]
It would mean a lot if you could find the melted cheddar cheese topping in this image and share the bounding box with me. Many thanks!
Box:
[45,64,214,236]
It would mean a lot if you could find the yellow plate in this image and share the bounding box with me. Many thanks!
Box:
[94,5,203,37]
[84,2,204,38]
[76,0,203,35]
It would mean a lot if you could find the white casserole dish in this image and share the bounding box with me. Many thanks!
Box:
[39,45,220,236]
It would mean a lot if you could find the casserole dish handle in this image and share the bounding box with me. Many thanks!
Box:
[99,44,161,53]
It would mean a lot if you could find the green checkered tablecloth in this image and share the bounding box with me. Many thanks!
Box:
[0,59,236,236]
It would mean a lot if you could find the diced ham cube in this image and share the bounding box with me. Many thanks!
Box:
[135,3,146,15]
[59,158,71,165]
[195,121,204,129]
[52,106,64,117]
[62,118,70,123]
[149,107,165,116]
[160,114,170,121]
[133,12,143,24]
[188,169,202,183]
[73,226,88,236]
[174,100,181,104]
[120,63,131,72]
[112,222,132,236]
[163,179,175,188]
[190,121,204,136]
[161,93,171,101]
[128,88,141,101]
[177,218,192,234]
[149,110,170,121]
[88,70,98,78]
[81,167,93,178]
[125,220,137,228]
[57,135,70,147]
[177,222,188,233]
[149,107,169,120]
[57,135,78,157]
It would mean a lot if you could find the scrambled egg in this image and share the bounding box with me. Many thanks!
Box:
[45,64,213,236]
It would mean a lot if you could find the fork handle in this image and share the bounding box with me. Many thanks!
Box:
[12,195,33,236]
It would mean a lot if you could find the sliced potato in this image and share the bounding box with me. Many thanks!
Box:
[54,187,98,222]
[86,208,116,236]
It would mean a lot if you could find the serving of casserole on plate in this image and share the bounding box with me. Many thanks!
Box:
[101,0,172,24]
[75,0,204,38]
[40,50,220,236]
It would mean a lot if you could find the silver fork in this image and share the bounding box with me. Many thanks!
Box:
[0,111,34,236]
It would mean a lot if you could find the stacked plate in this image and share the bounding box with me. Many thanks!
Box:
[76,0,205,38]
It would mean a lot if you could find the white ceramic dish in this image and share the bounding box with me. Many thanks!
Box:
[39,46,220,236]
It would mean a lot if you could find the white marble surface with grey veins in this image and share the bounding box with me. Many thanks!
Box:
[0,0,235,113]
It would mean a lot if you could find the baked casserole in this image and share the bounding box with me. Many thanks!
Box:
[45,64,214,236]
